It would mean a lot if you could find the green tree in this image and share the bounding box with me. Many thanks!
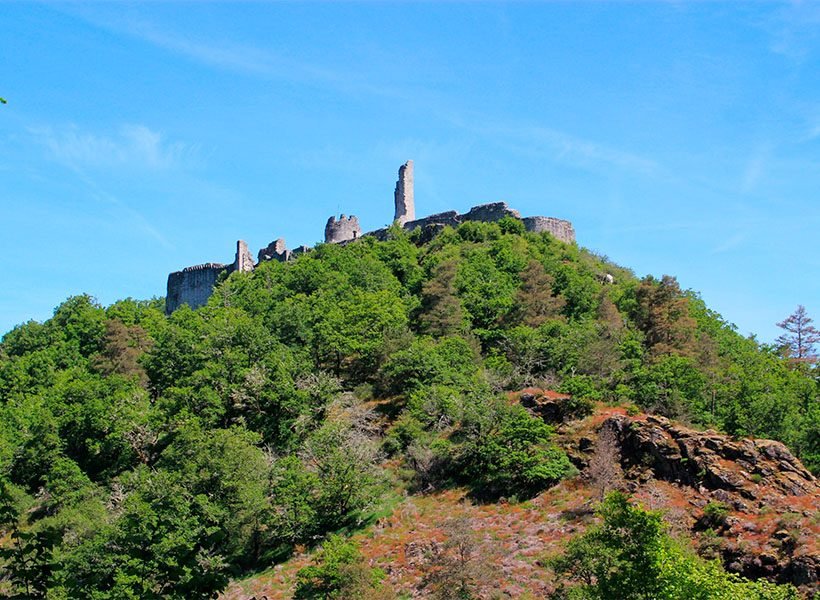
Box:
[61,469,229,599]
[549,492,798,600]
[630,276,697,359]
[0,478,56,599]
[294,534,390,599]
[458,401,573,499]
[419,259,466,337]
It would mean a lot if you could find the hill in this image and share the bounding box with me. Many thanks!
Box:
[0,219,817,598]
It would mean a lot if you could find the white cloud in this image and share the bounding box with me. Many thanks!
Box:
[30,123,196,170]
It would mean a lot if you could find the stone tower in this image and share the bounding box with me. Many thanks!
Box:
[234,240,255,272]
[324,214,361,244]
[393,160,414,225]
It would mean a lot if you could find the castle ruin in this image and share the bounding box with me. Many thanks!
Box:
[324,214,361,244]
[166,161,575,313]
[165,240,255,313]
[393,160,414,225]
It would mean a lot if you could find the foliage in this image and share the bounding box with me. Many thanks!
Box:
[294,534,390,599]
[457,401,574,499]
[549,492,798,600]
[0,219,816,597]
[775,305,820,363]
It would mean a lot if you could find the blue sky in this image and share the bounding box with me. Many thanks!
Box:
[1,2,818,342]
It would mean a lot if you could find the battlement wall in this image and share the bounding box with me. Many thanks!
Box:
[166,263,227,313]
[462,202,521,223]
[258,238,290,263]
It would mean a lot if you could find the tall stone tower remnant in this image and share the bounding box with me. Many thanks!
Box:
[234,240,255,273]
[393,160,414,225]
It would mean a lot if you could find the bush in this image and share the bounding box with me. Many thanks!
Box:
[294,534,390,599]
[457,401,574,499]
[550,492,798,600]
[701,501,730,529]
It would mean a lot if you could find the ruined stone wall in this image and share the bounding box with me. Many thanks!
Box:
[258,238,291,263]
[393,160,414,225]
[402,210,461,232]
[324,214,361,244]
[522,216,575,243]
[166,263,228,313]
[462,202,521,223]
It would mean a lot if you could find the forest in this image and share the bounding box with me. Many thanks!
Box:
[0,218,816,598]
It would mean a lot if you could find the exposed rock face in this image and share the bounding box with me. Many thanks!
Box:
[604,414,816,498]
[587,413,819,596]
[519,389,574,423]
[324,214,361,244]
[258,238,290,263]
[393,160,415,225]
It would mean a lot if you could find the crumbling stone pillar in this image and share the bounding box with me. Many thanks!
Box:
[393,160,415,225]
[235,240,255,272]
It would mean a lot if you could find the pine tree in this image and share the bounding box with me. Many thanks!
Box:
[776,305,820,363]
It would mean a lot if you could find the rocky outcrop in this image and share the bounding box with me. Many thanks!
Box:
[603,414,816,499]
[587,413,819,596]
[519,389,576,423]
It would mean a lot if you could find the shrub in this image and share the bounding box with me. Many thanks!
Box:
[457,401,574,499]
[701,501,730,529]
[294,534,390,599]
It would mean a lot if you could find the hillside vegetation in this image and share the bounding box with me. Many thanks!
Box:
[0,219,816,598]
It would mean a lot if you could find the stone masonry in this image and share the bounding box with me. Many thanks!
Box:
[166,263,228,314]
[522,216,575,242]
[235,240,255,273]
[393,160,415,225]
[324,214,361,244]
[166,161,576,313]
[257,238,291,263]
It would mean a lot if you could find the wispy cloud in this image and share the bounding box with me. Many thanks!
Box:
[30,123,196,170]
[740,145,770,193]
[26,123,176,249]
[72,11,409,101]
[712,231,747,255]
[443,112,659,176]
[760,2,820,61]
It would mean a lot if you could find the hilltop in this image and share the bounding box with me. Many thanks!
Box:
[0,215,817,599]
